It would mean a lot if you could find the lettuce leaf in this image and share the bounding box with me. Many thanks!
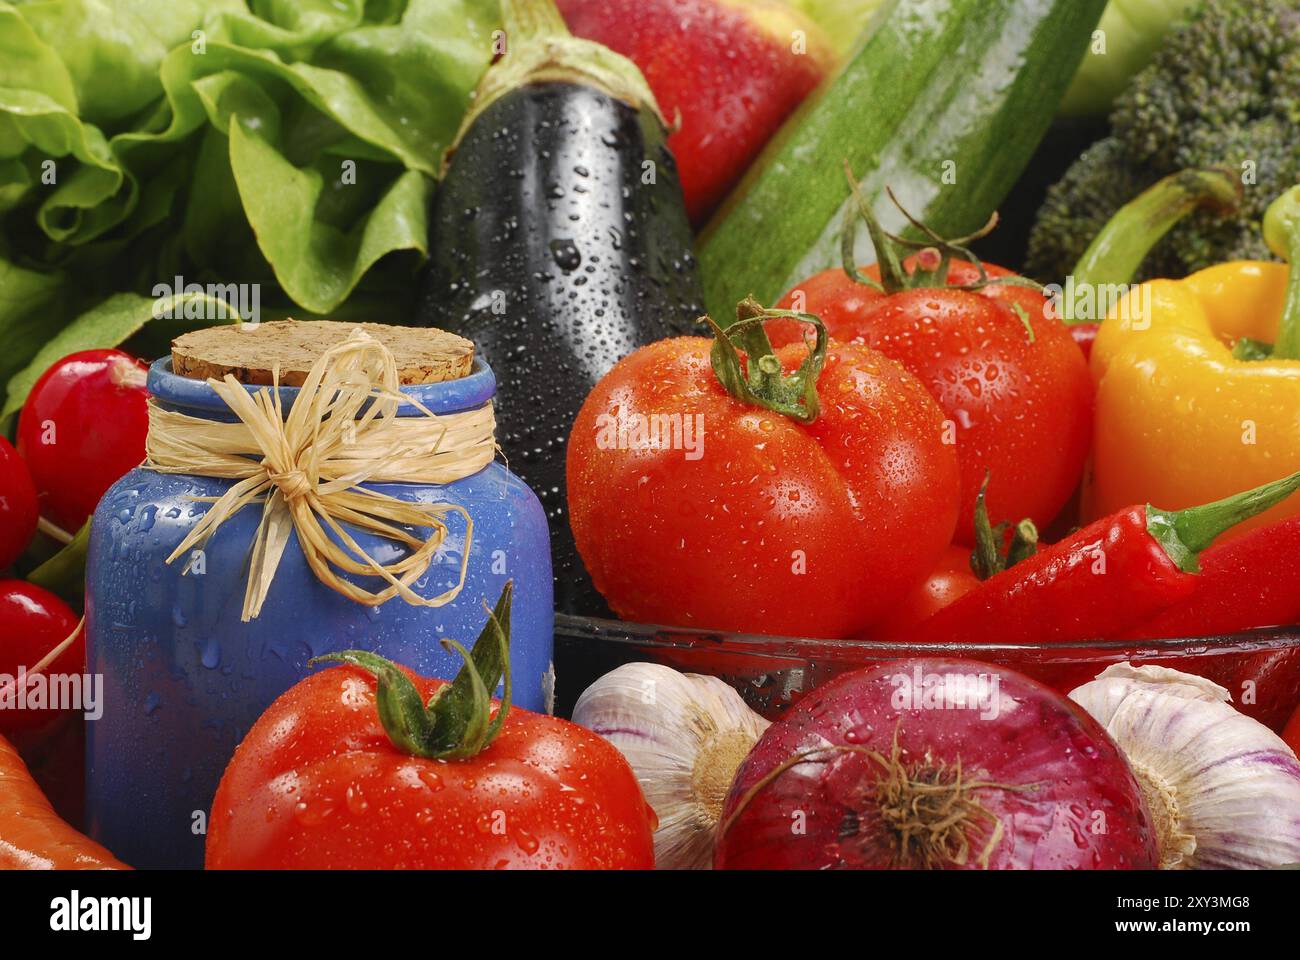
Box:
[0,0,500,416]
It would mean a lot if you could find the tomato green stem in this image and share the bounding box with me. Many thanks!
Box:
[706,297,828,423]
[1004,519,1040,570]
[969,473,1039,580]
[838,169,1032,300]
[1263,186,1300,361]
[310,581,514,760]
[842,163,907,293]
[1147,472,1300,573]
[1065,167,1241,324]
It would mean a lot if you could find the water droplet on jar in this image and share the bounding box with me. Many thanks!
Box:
[200,636,220,670]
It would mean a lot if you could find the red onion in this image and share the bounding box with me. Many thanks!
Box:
[715,659,1159,869]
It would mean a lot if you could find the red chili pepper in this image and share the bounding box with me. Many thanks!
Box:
[1122,516,1300,640]
[897,471,1300,646]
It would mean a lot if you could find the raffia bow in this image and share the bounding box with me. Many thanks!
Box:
[144,330,496,621]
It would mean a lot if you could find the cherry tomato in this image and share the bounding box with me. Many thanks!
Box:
[0,438,38,569]
[16,349,149,532]
[0,580,83,737]
[206,664,656,869]
[567,337,961,637]
[871,545,980,640]
[1070,322,1099,360]
[772,259,1093,543]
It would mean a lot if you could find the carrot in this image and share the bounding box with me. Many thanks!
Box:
[0,733,127,869]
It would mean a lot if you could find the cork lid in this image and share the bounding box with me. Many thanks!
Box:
[171,321,475,386]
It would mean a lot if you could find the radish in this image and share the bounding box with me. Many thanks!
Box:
[17,349,149,533]
[715,658,1159,869]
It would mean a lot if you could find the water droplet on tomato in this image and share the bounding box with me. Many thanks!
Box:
[514,828,540,855]
[345,784,369,816]
[294,799,335,826]
[418,769,444,793]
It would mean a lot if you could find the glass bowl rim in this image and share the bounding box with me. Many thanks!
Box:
[555,613,1300,663]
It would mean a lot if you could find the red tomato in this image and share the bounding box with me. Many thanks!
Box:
[0,580,84,737]
[0,438,38,569]
[558,0,832,223]
[1070,322,1099,360]
[16,349,149,532]
[566,337,960,637]
[870,545,979,640]
[206,664,656,869]
[772,259,1093,543]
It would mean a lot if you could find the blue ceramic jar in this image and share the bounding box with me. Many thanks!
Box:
[85,356,552,869]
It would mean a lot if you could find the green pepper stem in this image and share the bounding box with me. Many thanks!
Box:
[1065,168,1241,324]
[1147,472,1300,573]
[1263,186,1300,361]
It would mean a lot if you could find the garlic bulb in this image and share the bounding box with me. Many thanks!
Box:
[573,662,770,869]
[1070,662,1300,869]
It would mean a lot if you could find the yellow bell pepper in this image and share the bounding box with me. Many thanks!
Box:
[1089,186,1300,534]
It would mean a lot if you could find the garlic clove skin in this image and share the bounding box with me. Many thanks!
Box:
[573,662,771,870]
[1078,662,1232,707]
[1071,662,1300,870]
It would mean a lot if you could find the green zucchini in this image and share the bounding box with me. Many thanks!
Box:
[698,0,1109,319]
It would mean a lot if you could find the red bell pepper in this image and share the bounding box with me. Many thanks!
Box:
[557,0,832,224]
[898,471,1300,646]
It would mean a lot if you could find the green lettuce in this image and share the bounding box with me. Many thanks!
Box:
[0,0,500,417]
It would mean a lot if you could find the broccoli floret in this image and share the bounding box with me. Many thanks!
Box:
[1026,138,1161,282]
[1027,0,1300,283]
